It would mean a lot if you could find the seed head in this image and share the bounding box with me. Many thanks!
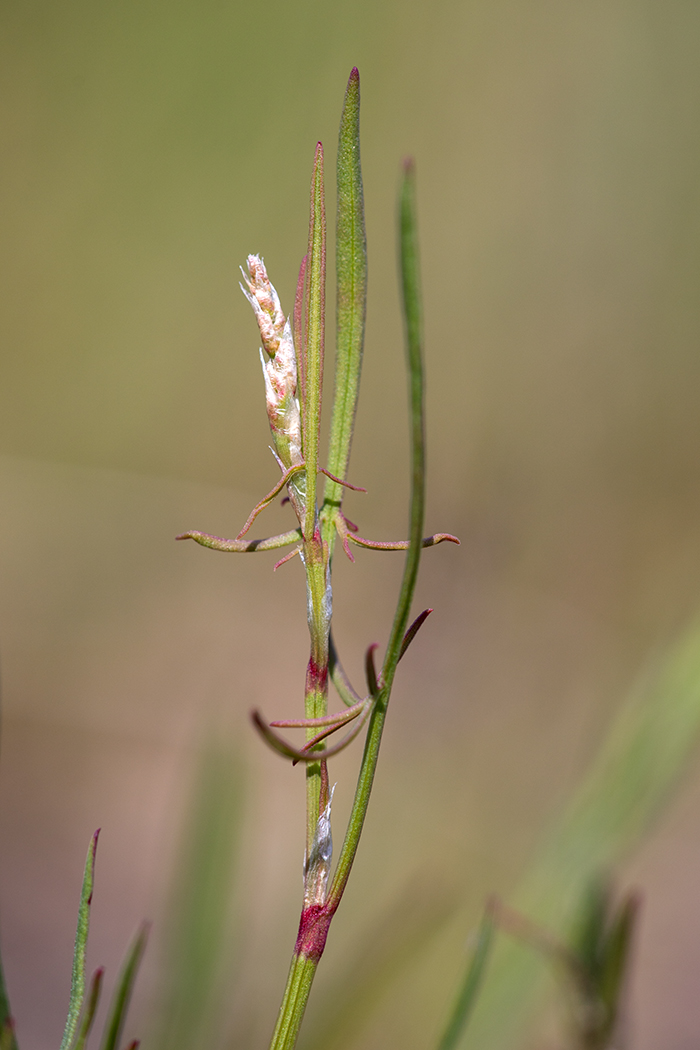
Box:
[241,255,303,468]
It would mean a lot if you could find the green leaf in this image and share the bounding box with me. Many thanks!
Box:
[98,922,148,1050]
[598,891,639,1031]
[59,830,99,1050]
[381,158,425,687]
[302,142,326,541]
[73,968,104,1050]
[570,878,610,985]
[437,905,496,1050]
[329,157,426,908]
[322,67,367,551]
[462,617,700,1050]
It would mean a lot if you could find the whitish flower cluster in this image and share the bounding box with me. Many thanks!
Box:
[240,255,303,469]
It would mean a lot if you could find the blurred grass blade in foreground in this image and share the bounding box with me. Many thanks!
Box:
[436,903,496,1050]
[152,742,243,1050]
[461,617,700,1050]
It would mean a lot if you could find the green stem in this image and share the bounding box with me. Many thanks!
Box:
[329,158,425,907]
[268,953,319,1050]
[267,159,426,1050]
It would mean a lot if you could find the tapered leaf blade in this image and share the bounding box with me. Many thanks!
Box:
[323,67,367,543]
[59,830,99,1050]
[98,923,148,1050]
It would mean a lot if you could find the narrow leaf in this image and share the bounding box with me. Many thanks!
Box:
[598,891,640,1022]
[60,830,99,1050]
[322,67,367,548]
[398,609,433,661]
[364,644,379,695]
[329,159,427,908]
[294,254,308,400]
[348,531,458,552]
[381,159,425,687]
[303,143,326,540]
[437,905,496,1050]
[73,968,104,1050]
[176,528,302,553]
[99,923,149,1050]
[329,634,362,706]
[462,616,700,1050]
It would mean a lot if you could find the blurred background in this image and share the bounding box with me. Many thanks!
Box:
[1,0,700,1047]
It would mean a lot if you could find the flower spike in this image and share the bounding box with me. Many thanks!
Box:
[241,256,304,467]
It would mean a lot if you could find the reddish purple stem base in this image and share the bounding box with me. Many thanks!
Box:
[294,903,337,963]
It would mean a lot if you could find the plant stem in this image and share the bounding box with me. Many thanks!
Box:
[329,158,425,906]
[267,158,426,1050]
[268,954,319,1050]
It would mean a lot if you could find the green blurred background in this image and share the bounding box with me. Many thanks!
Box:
[1,0,700,1047]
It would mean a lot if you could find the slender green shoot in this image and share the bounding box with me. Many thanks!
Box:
[329,157,425,907]
[73,968,104,1050]
[268,148,429,1050]
[98,922,149,1050]
[59,830,99,1050]
[302,142,326,542]
[322,67,367,556]
[437,905,496,1050]
[462,616,700,1049]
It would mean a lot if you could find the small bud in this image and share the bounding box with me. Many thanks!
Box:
[241,255,304,469]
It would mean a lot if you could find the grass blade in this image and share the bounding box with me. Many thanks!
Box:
[462,617,700,1049]
[99,923,148,1050]
[73,968,104,1050]
[59,830,99,1050]
[329,157,426,907]
[322,67,367,549]
[302,142,326,540]
[436,905,495,1050]
[381,158,425,686]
